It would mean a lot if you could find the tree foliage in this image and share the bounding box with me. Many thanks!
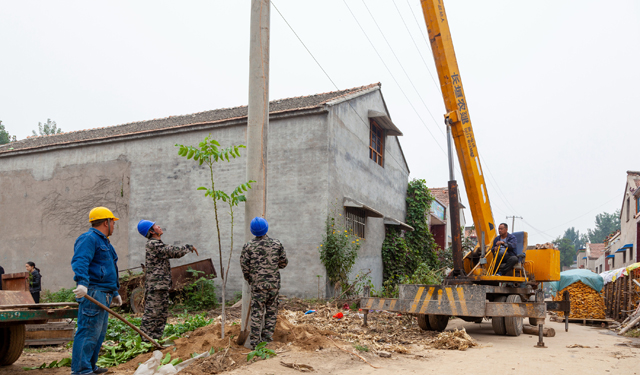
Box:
[381,179,438,282]
[563,227,587,252]
[0,120,15,144]
[175,135,254,339]
[32,118,62,136]
[587,210,620,244]
[318,210,361,294]
[554,237,576,268]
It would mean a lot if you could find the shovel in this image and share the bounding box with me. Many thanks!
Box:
[236,297,252,345]
[84,294,163,350]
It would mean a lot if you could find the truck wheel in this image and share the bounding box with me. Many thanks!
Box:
[428,315,449,332]
[0,327,9,362]
[130,287,145,314]
[417,314,432,330]
[491,296,507,335]
[505,295,523,336]
[0,325,26,365]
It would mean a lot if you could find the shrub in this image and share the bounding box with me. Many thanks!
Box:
[41,288,76,303]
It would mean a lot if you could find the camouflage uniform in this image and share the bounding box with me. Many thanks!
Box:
[240,235,288,348]
[140,239,193,339]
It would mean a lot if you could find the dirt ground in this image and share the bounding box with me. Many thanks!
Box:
[5,317,640,375]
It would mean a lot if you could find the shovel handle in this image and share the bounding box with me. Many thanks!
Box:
[83,294,163,349]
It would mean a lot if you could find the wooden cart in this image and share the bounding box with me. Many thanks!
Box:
[118,258,217,313]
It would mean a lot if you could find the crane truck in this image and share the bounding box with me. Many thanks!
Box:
[360,0,569,345]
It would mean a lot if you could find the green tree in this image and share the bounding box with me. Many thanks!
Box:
[176,135,254,339]
[554,237,576,268]
[0,120,16,144]
[587,210,621,243]
[32,118,62,136]
[563,227,586,252]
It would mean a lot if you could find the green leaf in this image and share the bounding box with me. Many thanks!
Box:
[187,149,195,159]
[170,358,182,366]
[212,139,220,146]
[199,158,204,166]
[197,187,207,191]
[247,352,256,362]
[209,347,215,355]
[161,353,171,365]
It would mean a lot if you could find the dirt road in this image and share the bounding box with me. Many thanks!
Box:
[227,319,640,375]
[6,318,639,375]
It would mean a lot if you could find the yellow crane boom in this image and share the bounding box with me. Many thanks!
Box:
[420,0,496,248]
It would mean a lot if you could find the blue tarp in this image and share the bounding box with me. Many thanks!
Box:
[549,269,604,295]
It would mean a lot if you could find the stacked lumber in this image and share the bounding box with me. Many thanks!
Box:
[534,242,556,249]
[553,281,605,319]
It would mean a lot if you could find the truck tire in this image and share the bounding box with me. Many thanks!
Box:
[505,295,523,336]
[491,296,507,335]
[428,315,449,332]
[0,325,26,365]
[0,327,9,363]
[130,287,145,314]
[417,314,432,330]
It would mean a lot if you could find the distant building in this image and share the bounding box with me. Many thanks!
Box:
[428,187,466,250]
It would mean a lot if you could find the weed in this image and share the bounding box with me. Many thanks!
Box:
[41,288,76,303]
[173,268,218,311]
[354,344,369,352]
[247,342,276,361]
[226,291,243,306]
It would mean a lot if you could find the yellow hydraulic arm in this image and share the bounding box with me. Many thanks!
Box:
[420,0,496,249]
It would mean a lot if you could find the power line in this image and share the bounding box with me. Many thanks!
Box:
[391,0,440,92]
[341,0,446,156]
[541,193,623,232]
[270,0,406,169]
[360,0,443,136]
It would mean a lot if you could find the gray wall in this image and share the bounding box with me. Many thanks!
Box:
[0,89,409,298]
[327,91,409,291]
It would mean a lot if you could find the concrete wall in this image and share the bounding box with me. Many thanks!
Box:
[619,175,639,266]
[327,91,409,291]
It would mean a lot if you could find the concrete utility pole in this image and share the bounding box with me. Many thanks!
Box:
[506,216,523,232]
[241,0,270,348]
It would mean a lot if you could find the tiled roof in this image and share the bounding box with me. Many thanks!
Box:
[430,187,449,206]
[0,83,380,155]
[588,243,605,259]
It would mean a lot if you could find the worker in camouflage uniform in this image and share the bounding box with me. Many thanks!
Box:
[137,220,197,340]
[240,217,288,349]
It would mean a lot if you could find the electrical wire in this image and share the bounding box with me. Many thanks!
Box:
[341,0,446,156]
[360,0,443,137]
[271,0,406,169]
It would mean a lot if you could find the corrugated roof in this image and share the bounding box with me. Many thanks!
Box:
[0,83,380,155]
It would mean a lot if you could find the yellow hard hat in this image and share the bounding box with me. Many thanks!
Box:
[89,207,120,222]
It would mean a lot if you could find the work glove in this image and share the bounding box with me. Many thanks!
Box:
[111,295,122,307]
[73,285,88,298]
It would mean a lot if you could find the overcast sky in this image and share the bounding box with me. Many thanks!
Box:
[1,1,638,245]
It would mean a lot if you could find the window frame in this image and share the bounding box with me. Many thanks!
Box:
[345,207,366,239]
[369,119,385,167]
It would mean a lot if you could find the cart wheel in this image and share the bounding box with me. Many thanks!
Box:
[505,295,523,336]
[428,315,449,332]
[130,287,145,314]
[0,325,26,365]
[0,327,9,362]
[417,314,432,331]
[491,296,507,335]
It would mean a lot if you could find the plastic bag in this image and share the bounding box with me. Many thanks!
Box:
[133,351,163,375]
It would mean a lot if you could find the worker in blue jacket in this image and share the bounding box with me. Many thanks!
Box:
[71,207,122,375]
[492,223,519,276]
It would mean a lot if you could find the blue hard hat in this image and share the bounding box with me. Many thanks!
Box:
[137,220,155,237]
[250,217,268,237]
